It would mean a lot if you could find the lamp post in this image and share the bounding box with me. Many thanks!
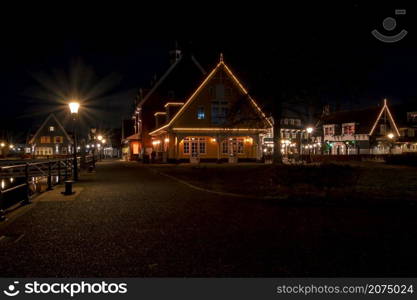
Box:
[69,101,80,181]
[387,133,394,154]
[306,127,314,156]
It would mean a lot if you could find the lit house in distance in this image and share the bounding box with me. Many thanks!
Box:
[28,114,73,157]
[149,54,272,162]
[321,99,417,155]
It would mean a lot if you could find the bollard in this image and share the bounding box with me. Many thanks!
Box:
[62,180,75,196]
[24,163,31,205]
[57,160,61,184]
[47,161,53,190]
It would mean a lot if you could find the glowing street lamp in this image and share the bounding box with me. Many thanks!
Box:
[306,127,314,134]
[0,142,5,148]
[69,101,80,114]
[68,101,80,181]
[387,133,394,139]
[97,135,103,141]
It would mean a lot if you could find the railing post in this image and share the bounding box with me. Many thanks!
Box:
[24,163,31,204]
[47,161,53,190]
[57,160,61,184]
[0,189,5,221]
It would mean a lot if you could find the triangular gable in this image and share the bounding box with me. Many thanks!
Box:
[29,113,73,144]
[369,99,400,136]
[152,55,272,134]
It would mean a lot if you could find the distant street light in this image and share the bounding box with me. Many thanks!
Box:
[306,127,314,134]
[0,143,5,148]
[68,101,80,181]
[387,133,394,139]
[97,135,103,141]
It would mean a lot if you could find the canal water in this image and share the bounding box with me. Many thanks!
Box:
[1,175,62,209]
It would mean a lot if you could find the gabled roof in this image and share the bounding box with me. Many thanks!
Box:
[136,53,206,109]
[322,106,380,134]
[322,100,400,136]
[29,113,73,144]
[150,54,273,135]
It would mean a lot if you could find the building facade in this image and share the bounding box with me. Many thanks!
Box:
[148,55,272,162]
[126,47,207,160]
[321,100,417,155]
[28,114,73,157]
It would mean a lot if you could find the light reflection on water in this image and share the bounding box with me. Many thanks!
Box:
[1,175,61,192]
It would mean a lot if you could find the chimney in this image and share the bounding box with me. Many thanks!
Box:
[169,41,182,65]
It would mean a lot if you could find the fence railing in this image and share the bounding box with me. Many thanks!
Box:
[0,155,96,220]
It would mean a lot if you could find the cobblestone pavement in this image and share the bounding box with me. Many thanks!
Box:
[0,161,416,277]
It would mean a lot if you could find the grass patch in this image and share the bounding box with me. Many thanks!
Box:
[151,162,417,202]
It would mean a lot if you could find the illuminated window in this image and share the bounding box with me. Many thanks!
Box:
[199,138,206,154]
[342,123,355,135]
[222,141,228,154]
[197,107,205,120]
[40,136,51,143]
[191,141,198,155]
[324,125,335,136]
[183,137,206,155]
[54,136,63,143]
[49,126,54,132]
[183,138,190,154]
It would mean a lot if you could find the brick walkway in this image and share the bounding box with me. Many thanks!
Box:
[0,160,416,276]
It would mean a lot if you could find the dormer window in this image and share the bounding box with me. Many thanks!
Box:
[342,123,355,135]
[324,125,335,136]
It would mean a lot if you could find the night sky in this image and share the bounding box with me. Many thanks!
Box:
[0,2,414,142]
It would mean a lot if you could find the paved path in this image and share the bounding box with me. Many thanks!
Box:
[0,161,416,277]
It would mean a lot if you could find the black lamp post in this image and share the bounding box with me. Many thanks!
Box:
[69,102,80,181]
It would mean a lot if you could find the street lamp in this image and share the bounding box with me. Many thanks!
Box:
[387,133,395,154]
[68,101,80,181]
[306,127,314,134]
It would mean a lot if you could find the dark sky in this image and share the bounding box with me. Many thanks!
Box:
[0,2,415,142]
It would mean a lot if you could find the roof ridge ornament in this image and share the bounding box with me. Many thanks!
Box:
[220,52,224,62]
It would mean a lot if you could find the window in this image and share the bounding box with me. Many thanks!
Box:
[408,129,415,137]
[228,138,244,154]
[197,106,205,120]
[40,136,51,143]
[407,112,417,123]
[199,138,206,154]
[191,140,198,155]
[184,137,206,155]
[290,119,295,125]
[54,136,63,143]
[342,124,355,135]
[324,125,335,136]
[49,126,54,132]
[211,101,229,124]
[183,139,190,154]
[222,141,228,154]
